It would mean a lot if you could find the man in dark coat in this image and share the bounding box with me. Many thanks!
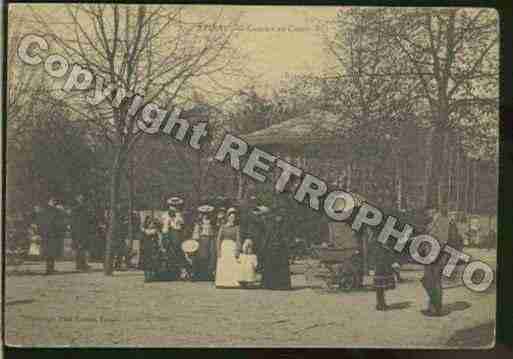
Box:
[71,194,95,271]
[40,197,67,274]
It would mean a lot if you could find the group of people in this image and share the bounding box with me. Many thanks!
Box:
[30,195,96,274]
[367,204,463,316]
[29,191,463,315]
[140,196,292,290]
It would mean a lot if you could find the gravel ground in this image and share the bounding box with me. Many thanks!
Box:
[4,250,496,348]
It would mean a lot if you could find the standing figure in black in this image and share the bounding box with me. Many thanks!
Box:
[71,194,94,271]
[191,205,216,281]
[368,226,396,311]
[261,209,292,290]
[249,205,270,274]
[42,197,67,274]
[141,215,163,282]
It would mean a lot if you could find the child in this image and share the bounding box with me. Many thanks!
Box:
[238,239,258,288]
[141,216,162,282]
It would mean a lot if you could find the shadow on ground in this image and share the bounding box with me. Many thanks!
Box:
[446,320,495,347]
[435,301,473,316]
[5,299,36,306]
[387,301,412,310]
[5,268,104,276]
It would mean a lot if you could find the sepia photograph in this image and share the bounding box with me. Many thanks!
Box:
[3,4,499,348]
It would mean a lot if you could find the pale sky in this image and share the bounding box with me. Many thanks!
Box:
[9,4,339,95]
[231,6,338,88]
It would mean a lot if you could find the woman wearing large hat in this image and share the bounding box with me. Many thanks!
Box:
[191,204,216,281]
[160,197,189,280]
[140,215,163,282]
[215,207,242,288]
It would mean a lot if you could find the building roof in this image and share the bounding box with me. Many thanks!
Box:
[241,110,352,146]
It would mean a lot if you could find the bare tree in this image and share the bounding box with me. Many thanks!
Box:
[323,8,498,210]
[382,8,498,210]
[24,4,243,274]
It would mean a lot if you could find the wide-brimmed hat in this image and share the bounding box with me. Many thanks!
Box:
[182,239,199,253]
[198,205,214,213]
[167,197,184,206]
[252,205,270,216]
[227,207,237,215]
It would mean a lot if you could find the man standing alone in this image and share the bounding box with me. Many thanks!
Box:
[71,194,94,271]
[41,197,67,274]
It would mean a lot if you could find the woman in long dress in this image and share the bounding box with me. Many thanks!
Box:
[262,211,292,290]
[161,205,189,280]
[371,237,396,311]
[215,208,242,288]
[141,216,163,282]
[191,205,216,281]
[211,207,226,274]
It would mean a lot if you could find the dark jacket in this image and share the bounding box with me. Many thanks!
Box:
[41,206,67,258]
[448,220,463,251]
[261,216,292,290]
[71,202,95,249]
[371,239,396,290]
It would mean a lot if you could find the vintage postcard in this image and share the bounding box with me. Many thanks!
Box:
[3,4,498,348]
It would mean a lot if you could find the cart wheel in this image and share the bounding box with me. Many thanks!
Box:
[322,278,337,292]
[338,272,355,292]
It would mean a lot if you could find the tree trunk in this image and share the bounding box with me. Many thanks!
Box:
[347,162,352,189]
[455,148,460,212]
[194,151,202,207]
[447,141,452,210]
[395,149,402,211]
[127,155,134,254]
[427,125,449,211]
[424,128,434,207]
[472,160,479,214]
[104,149,124,276]
[464,157,471,217]
[237,171,244,201]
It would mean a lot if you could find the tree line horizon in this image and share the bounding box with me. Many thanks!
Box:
[6,5,498,275]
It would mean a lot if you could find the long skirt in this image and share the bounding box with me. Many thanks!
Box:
[193,235,214,281]
[142,236,166,282]
[373,262,396,291]
[215,240,240,288]
[163,232,190,274]
[262,247,291,290]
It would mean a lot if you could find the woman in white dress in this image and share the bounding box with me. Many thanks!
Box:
[215,208,242,288]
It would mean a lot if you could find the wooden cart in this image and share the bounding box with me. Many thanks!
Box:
[304,221,366,291]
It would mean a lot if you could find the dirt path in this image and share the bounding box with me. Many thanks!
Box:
[4,261,495,348]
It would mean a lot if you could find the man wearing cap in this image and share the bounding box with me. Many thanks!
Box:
[191,205,216,280]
